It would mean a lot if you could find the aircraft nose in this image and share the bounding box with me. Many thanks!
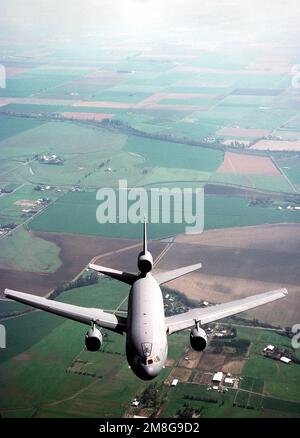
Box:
[142,364,160,378]
[133,363,162,380]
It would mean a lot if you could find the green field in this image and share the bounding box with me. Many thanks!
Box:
[0,183,57,225]
[0,72,82,98]
[274,156,300,189]
[124,136,224,172]
[0,116,44,142]
[0,227,61,272]
[238,107,298,131]
[0,121,142,187]
[209,172,294,193]
[28,191,300,238]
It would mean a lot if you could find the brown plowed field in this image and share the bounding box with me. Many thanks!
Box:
[159,224,300,326]
[217,152,281,175]
[251,139,300,151]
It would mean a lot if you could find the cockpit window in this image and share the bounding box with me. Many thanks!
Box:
[135,354,160,366]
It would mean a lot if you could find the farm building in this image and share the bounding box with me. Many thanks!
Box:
[212,372,223,384]
[224,377,235,386]
[280,356,292,364]
[264,344,275,352]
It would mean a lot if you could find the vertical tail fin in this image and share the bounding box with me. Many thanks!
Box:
[143,215,147,254]
[137,216,153,274]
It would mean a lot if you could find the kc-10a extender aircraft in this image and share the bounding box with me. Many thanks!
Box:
[5,221,288,380]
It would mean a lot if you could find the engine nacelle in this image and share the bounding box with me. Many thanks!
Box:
[190,327,207,352]
[85,326,102,352]
[137,250,153,274]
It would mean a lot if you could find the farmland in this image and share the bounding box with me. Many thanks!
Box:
[1,282,299,418]
[1,5,300,418]
[28,191,300,238]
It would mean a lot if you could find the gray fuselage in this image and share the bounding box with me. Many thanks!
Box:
[126,273,168,380]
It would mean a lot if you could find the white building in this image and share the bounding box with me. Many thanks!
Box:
[280,356,291,364]
[171,379,179,387]
[212,372,223,383]
[224,377,234,386]
[264,344,275,352]
[131,399,140,407]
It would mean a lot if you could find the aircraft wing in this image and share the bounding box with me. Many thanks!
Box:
[165,288,288,335]
[4,289,126,334]
[154,262,202,285]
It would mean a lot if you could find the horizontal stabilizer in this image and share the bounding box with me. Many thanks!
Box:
[89,263,138,285]
[154,262,202,285]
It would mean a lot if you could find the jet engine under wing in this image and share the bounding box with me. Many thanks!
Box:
[4,289,126,334]
[165,288,288,335]
[154,262,202,285]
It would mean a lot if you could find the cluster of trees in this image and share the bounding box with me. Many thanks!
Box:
[183,394,218,404]
[229,314,282,330]
[50,272,99,299]
[176,404,202,418]
[210,338,250,356]
[0,223,16,230]
[249,197,273,207]
[100,117,223,150]
[139,382,164,409]
[162,286,201,317]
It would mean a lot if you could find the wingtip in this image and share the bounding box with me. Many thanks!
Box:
[283,288,288,296]
[89,263,100,271]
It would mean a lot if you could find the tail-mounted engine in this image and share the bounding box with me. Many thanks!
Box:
[190,324,207,352]
[85,323,102,351]
[137,250,153,274]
